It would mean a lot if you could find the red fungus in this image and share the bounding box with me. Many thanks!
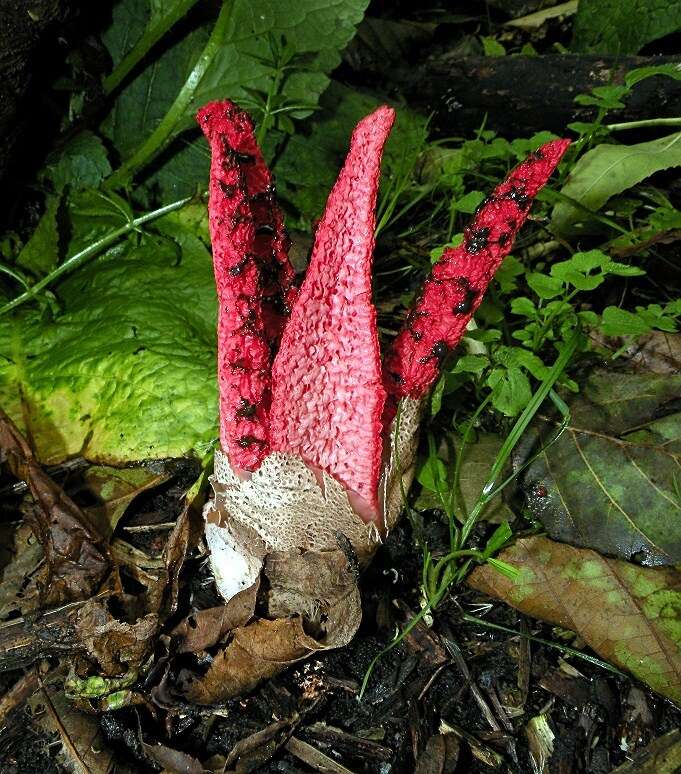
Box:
[383,138,570,411]
[197,100,297,470]
[269,106,396,513]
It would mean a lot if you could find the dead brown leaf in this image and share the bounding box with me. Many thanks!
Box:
[142,740,208,774]
[415,733,460,774]
[74,600,158,676]
[172,582,258,653]
[225,717,297,772]
[0,408,109,606]
[611,729,681,773]
[30,673,115,774]
[589,330,681,374]
[469,536,681,704]
[179,548,361,704]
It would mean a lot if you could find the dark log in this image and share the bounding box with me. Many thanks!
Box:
[387,54,681,136]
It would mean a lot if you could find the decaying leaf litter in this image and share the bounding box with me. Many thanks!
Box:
[2,0,681,772]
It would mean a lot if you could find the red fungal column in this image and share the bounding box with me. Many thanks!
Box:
[383,139,570,407]
[269,106,396,512]
[197,100,297,470]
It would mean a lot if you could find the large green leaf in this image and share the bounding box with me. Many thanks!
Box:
[520,369,681,566]
[0,223,217,465]
[102,0,369,200]
[572,0,681,54]
[551,132,681,235]
[469,536,681,704]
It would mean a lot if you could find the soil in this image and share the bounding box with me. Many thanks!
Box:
[1,464,679,773]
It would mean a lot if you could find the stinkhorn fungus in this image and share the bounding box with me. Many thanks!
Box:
[199,99,569,603]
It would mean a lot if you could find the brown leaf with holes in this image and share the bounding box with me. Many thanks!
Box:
[469,536,681,703]
[0,408,109,606]
[74,600,158,676]
[173,582,258,653]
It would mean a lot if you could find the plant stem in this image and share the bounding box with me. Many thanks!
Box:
[460,613,626,676]
[0,196,192,318]
[106,1,233,189]
[606,117,681,132]
[458,330,578,548]
[103,0,202,96]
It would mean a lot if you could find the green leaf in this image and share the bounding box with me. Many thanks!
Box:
[450,354,488,375]
[572,0,681,54]
[510,297,537,319]
[521,369,681,565]
[552,132,681,234]
[102,0,370,201]
[16,196,60,277]
[470,536,681,704]
[487,365,532,417]
[527,272,563,299]
[453,190,485,214]
[483,521,513,558]
[601,306,652,336]
[0,226,217,465]
[480,36,506,57]
[417,452,449,496]
[625,63,681,88]
[603,261,646,277]
[44,132,112,192]
[494,254,525,294]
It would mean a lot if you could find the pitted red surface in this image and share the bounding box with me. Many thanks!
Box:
[269,106,396,511]
[197,100,297,469]
[383,139,570,406]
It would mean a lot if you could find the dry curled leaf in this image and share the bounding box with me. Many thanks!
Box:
[179,548,360,704]
[172,582,258,654]
[469,536,681,704]
[0,408,109,606]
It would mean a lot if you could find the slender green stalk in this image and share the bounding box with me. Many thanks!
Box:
[103,0,202,95]
[458,331,579,548]
[460,613,626,676]
[606,116,681,132]
[0,196,192,317]
[106,1,233,189]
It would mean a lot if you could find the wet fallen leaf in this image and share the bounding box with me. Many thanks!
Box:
[519,369,681,565]
[142,740,207,774]
[589,330,681,375]
[0,522,43,619]
[611,729,681,773]
[75,600,158,676]
[74,506,191,676]
[468,536,681,704]
[0,408,109,606]
[415,733,460,774]
[82,462,174,537]
[179,549,360,704]
[225,717,297,772]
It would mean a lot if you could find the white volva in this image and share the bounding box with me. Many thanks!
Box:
[205,398,423,600]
